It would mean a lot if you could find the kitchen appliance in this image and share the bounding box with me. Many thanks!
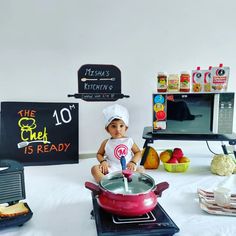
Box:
[90,192,180,236]
[85,171,169,217]
[152,92,235,134]
[0,159,33,229]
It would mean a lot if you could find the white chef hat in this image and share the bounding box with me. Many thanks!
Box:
[103,104,129,128]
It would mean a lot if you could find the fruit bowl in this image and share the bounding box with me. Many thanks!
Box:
[163,161,190,172]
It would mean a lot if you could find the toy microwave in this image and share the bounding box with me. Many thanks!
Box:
[152,92,235,134]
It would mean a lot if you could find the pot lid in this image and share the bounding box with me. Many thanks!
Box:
[100,171,155,195]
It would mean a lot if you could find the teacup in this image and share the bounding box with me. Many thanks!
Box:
[213,187,231,207]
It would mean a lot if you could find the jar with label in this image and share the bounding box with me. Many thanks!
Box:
[180,71,190,92]
[167,74,179,92]
[157,72,167,92]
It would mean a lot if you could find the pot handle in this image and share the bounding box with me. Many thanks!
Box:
[85,181,101,195]
[153,181,169,197]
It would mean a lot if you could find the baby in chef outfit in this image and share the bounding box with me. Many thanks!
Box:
[91,104,143,182]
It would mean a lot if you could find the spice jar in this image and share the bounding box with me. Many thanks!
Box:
[157,72,167,92]
[180,71,190,92]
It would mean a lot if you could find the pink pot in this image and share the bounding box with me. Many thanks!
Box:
[85,171,169,216]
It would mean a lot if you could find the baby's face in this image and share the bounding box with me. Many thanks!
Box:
[106,119,128,139]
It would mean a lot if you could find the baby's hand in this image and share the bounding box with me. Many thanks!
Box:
[99,160,109,174]
[127,161,137,171]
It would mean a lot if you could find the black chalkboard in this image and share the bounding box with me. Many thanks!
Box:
[68,64,129,101]
[0,102,79,166]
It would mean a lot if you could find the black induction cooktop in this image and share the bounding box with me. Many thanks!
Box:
[90,193,180,236]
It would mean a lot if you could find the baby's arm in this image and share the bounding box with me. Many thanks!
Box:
[96,139,109,174]
[127,143,142,171]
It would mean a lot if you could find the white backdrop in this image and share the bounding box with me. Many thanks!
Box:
[0,0,236,154]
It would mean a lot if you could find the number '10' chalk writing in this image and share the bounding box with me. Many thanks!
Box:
[53,106,75,126]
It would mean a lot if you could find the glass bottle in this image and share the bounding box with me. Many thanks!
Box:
[180,71,190,92]
[157,72,167,92]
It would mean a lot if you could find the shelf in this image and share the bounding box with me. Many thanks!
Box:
[143,126,236,144]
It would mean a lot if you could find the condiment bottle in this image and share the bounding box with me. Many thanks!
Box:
[157,72,167,92]
[167,74,179,92]
[180,71,190,92]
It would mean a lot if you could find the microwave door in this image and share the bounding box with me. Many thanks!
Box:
[214,93,235,134]
[212,94,220,134]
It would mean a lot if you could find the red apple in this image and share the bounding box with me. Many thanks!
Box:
[168,157,179,163]
[172,148,183,161]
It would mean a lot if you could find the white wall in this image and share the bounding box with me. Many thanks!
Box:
[1,0,236,154]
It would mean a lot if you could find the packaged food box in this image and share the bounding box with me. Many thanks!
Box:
[203,66,212,92]
[211,64,230,92]
[192,66,204,92]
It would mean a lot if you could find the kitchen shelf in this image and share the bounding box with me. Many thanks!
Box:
[140,126,236,165]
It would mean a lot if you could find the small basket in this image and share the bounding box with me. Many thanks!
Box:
[163,162,190,172]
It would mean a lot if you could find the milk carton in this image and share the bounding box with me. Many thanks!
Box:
[211,64,230,92]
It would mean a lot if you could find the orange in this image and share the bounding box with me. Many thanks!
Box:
[160,150,172,163]
[179,156,190,163]
[142,147,160,169]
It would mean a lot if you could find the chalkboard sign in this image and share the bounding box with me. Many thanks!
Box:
[0,102,78,166]
[68,64,129,101]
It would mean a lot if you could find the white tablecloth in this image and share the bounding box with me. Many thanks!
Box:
[1,148,236,236]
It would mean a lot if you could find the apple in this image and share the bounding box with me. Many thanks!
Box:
[172,148,183,161]
[168,157,179,164]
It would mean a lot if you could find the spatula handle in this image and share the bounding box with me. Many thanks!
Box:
[120,156,126,170]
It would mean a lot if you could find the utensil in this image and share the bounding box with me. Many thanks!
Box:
[100,77,116,81]
[81,77,116,82]
[81,78,98,82]
[17,140,51,149]
[120,156,129,192]
[85,172,169,216]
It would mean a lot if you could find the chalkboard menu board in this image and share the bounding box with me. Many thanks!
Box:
[68,64,129,101]
[0,102,79,166]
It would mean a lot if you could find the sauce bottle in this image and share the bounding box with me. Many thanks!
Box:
[168,74,179,92]
[157,72,167,92]
[180,71,190,92]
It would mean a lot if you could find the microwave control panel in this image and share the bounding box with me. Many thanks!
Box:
[217,93,234,134]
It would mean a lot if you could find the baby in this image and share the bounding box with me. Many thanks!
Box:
[91,104,143,182]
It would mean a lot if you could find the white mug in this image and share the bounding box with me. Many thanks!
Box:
[213,187,231,207]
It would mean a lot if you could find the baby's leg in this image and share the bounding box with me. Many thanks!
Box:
[136,165,145,173]
[91,165,105,183]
